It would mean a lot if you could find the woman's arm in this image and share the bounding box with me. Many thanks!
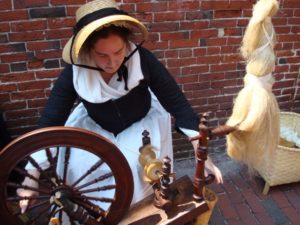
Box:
[140,47,199,132]
[140,48,223,183]
[38,64,78,128]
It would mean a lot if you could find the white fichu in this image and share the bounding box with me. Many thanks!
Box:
[226,0,280,170]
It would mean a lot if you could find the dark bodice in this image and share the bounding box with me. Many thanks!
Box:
[81,80,151,135]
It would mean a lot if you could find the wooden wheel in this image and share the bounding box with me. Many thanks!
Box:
[0,126,134,225]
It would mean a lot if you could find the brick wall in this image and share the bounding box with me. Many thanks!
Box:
[0,0,299,160]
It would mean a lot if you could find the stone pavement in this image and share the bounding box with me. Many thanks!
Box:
[174,152,300,225]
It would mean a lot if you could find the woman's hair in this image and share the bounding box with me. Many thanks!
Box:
[83,25,132,51]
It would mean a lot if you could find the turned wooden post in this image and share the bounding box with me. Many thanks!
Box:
[193,113,210,201]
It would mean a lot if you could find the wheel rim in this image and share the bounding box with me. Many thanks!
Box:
[0,126,133,225]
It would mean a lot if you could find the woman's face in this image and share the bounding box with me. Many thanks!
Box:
[91,34,127,75]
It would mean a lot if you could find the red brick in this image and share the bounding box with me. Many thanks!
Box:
[217,193,239,219]
[27,40,60,51]
[10,90,45,101]
[0,72,35,83]
[295,9,300,17]
[0,84,17,92]
[206,38,227,47]
[150,22,179,33]
[242,189,265,213]
[0,0,12,10]
[0,22,10,32]
[285,190,300,211]
[6,117,38,128]
[210,63,236,72]
[197,55,222,64]
[161,32,189,41]
[283,0,300,8]
[182,65,209,75]
[169,1,200,11]
[46,29,73,40]
[51,0,84,6]
[201,1,253,10]
[281,206,300,225]
[193,48,206,56]
[167,58,197,68]
[9,31,45,42]
[1,52,34,63]
[254,212,276,225]
[6,109,39,120]
[17,80,51,91]
[169,39,198,49]
[183,82,210,91]
[0,92,10,102]
[48,18,75,29]
[210,19,237,28]
[28,60,44,69]
[273,18,288,26]
[278,34,300,42]
[0,64,9,73]
[13,0,49,9]
[0,10,28,22]
[179,49,192,58]
[180,21,209,30]
[35,50,62,60]
[191,29,218,39]
[215,10,242,19]
[207,47,221,55]
[235,202,260,225]
[11,20,47,32]
[154,12,184,22]
[226,218,242,225]
[1,101,26,111]
[28,98,47,108]
[137,3,168,12]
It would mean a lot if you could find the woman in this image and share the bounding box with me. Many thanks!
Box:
[18,0,223,220]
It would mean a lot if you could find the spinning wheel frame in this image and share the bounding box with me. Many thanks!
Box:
[0,126,134,225]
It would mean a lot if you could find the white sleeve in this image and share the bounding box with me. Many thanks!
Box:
[178,127,199,138]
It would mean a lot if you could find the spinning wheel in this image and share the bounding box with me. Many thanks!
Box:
[0,126,134,225]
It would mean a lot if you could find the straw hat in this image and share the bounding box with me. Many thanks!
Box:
[62,0,148,64]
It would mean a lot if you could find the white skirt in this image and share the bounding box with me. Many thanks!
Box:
[64,93,173,205]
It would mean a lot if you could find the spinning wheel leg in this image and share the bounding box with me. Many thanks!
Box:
[263,182,270,195]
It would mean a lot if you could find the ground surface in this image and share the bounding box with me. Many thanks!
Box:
[174,152,300,225]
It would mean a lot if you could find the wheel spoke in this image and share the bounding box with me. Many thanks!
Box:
[45,147,61,185]
[7,182,50,195]
[75,195,115,203]
[12,167,51,188]
[71,159,104,188]
[62,147,71,184]
[7,195,50,202]
[74,172,113,190]
[27,156,56,187]
[73,198,106,218]
[76,184,116,194]
[13,199,50,216]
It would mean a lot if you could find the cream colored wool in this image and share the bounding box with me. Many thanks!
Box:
[226,0,280,169]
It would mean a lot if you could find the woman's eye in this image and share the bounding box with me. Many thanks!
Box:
[97,54,107,58]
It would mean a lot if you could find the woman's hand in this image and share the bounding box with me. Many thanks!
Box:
[17,169,40,214]
[205,156,223,184]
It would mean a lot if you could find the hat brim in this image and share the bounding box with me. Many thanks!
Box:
[62,15,148,64]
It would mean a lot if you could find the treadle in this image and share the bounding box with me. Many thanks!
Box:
[119,175,209,225]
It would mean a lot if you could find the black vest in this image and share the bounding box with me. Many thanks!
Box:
[81,79,151,135]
